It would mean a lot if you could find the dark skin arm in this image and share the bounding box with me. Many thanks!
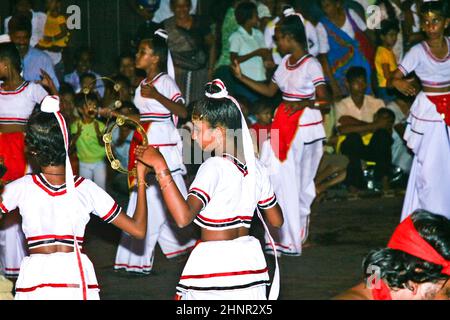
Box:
[262,204,283,228]
[337,116,391,135]
[140,83,188,119]
[230,59,279,97]
[230,48,272,64]
[387,69,417,96]
[318,54,342,100]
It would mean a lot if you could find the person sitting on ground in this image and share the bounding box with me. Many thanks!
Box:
[334,209,450,300]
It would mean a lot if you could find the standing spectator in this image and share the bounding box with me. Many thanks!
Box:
[316,0,374,99]
[403,0,426,50]
[230,1,273,103]
[64,47,105,98]
[4,0,46,47]
[152,0,198,23]
[375,19,400,103]
[117,52,145,90]
[336,67,393,193]
[35,0,70,80]
[8,14,60,91]
[251,98,273,151]
[376,0,405,62]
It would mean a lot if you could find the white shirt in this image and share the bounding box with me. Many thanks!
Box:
[0,81,48,125]
[152,0,198,23]
[4,11,47,47]
[188,155,277,231]
[398,38,450,88]
[0,175,121,249]
[316,9,367,54]
[335,95,385,126]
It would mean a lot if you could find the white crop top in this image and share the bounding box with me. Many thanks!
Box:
[272,54,326,101]
[134,72,185,122]
[0,175,122,250]
[0,81,48,125]
[188,155,277,231]
[398,38,450,88]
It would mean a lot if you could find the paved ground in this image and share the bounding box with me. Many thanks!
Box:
[83,192,404,300]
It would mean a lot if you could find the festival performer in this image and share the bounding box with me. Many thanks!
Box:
[108,29,197,275]
[136,79,283,300]
[0,42,52,278]
[0,95,148,300]
[232,14,331,256]
[335,210,450,300]
[387,0,450,221]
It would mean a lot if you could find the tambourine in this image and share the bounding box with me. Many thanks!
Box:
[103,115,148,175]
[82,76,124,113]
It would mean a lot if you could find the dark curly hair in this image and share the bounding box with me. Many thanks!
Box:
[363,210,450,290]
[277,14,307,49]
[191,81,242,131]
[25,110,67,167]
[0,42,22,74]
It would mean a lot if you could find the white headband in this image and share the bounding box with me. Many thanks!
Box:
[0,34,11,44]
[154,29,175,81]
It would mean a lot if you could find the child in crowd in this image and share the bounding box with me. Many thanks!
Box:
[375,19,400,103]
[251,98,273,151]
[70,93,107,190]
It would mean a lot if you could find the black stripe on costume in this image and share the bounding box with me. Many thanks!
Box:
[258,196,277,210]
[194,218,252,229]
[222,154,248,176]
[104,205,121,224]
[410,128,424,136]
[264,247,299,256]
[28,239,83,249]
[37,174,83,191]
[176,280,270,292]
[304,137,326,146]
[189,191,207,208]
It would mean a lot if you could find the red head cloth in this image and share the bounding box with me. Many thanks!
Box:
[387,216,450,276]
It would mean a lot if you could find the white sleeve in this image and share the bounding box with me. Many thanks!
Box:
[0,179,24,215]
[255,29,267,49]
[306,21,320,57]
[307,59,326,87]
[349,9,367,32]
[188,159,221,210]
[264,24,275,49]
[257,166,277,210]
[85,180,122,224]
[30,83,49,105]
[163,76,185,104]
[398,45,420,76]
[4,17,11,34]
[316,23,330,54]
[271,60,284,84]
[229,32,241,54]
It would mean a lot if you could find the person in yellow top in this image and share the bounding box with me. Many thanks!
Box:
[375,19,400,104]
[36,0,69,79]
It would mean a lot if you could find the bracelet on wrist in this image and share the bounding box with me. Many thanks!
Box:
[160,178,174,191]
[156,169,171,183]
[137,179,149,188]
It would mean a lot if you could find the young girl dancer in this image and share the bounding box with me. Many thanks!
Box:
[136,79,283,300]
[0,95,148,299]
[232,15,331,256]
[111,30,197,275]
[0,42,50,278]
[388,1,450,221]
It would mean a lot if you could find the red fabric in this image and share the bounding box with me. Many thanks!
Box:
[371,280,393,300]
[251,123,271,148]
[354,28,375,68]
[127,122,151,188]
[388,216,450,275]
[0,132,27,183]
[427,93,450,127]
[270,103,304,162]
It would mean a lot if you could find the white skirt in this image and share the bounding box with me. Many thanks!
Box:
[176,236,270,300]
[401,92,450,220]
[15,252,100,300]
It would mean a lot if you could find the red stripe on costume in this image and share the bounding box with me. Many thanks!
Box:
[180,267,269,280]
[5,268,21,271]
[266,242,291,250]
[0,82,29,95]
[285,55,311,71]
[32,175,85,196]
[299,120,323,127]
[149,143,177,147]
[258,195,276,205]
[165,245,195,257]
[0,202,9,214]
[171,93,182,101]
[56,112,69,149]
[27,235,84,242]
[283,92,314,99]
[190,188,211,202]
[16,283,99,293]
[197,214,253,223]
[102,203,119,222]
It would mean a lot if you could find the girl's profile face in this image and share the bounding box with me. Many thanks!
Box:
[192,119,219,152]
[421,11,449,40]
[275,28,289,54]
[135,41,155,71]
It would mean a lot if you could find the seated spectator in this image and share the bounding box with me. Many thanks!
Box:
[36,0,70,79]
[230,1,273,103]
[386,91,415,175]
[116,52,145,90]
[4,0,46,47]
[335,210,450,300]
[335,67,393,193]
[8,14,60,91]
[251,98,273,151]
[375,19,400,104]
[316,0,375,99]
[64,46,105,98]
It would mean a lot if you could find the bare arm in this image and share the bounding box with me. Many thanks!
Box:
[387,69,417,96]
[230,59,279,97]
[262,204,283,228]
[337,116,379,135]
[230,48,270,64]
[111,161,148,239]
[140,84,188,119]
[318,54,342,99]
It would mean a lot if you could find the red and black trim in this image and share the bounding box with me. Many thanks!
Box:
[188,188,210,208]
[171,92,185,103]
[312,77,326,87]
[140,112,173,122]
[0,117,28,125]
[177,280,270,292]
[32,174,85,197]
[195,214,253,229]
[16,283,99,293]
[113,263,153,273]
[4,268,21,278]
[102,202,121,224]
[0,81,30,95]
[421,38,450,63]
[27,235,84,250]
[222,153,248,177]
[285,54,312,71]
[0,202,9,215]
[282,92,314,101]
[257,194,277,210]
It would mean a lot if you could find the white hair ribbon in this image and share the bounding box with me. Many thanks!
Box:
[154,28,176,81]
